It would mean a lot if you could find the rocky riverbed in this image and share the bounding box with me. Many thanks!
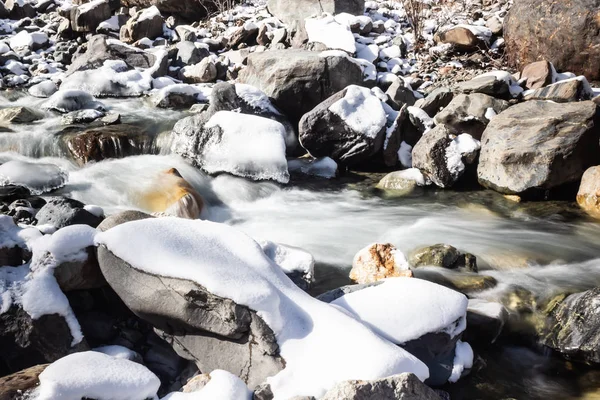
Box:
[0,0,599,399]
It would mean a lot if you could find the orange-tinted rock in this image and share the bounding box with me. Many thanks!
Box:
[521,60,553,90]
[577,166,600,219]
[350,243,412,284]
[139,168,204,219]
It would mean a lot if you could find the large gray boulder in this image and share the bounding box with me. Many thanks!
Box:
[299,85,387,166]
[97,245,285,389]
[542,288,600,363]
[477,100,600,195]
[120,6,164,44]
[504,0,600,81]
[434,93,509,140]
[237,50,364,122]
[268,0,364,29]
[320,373,441,400]
[36,197,103,229]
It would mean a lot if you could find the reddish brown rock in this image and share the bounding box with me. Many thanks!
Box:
[521,60,553,90]
[350,243,413,284]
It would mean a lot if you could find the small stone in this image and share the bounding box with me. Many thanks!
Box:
[349,243,412,284]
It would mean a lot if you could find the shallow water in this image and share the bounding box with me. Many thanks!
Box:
[2,95,600,399]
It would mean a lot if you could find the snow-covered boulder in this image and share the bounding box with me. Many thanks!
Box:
[33,351,160,400]
[36,197,104,229]
[43,89,104,113]
[350,243,412,284]
[171,111,290,184]
[268,0,364,29]
[331,278,472,385]
[120,6,163,44]
[305,14,356,54]
[0,160,67,195]
[9,31,49,51]
[163,370,251,400]
[95,218,429,397]
[434,93,509,140]
[151,83,210,109]
[28,80,59,98]
[238,49,363,122]
[412,127,481,188]
[299,85,387,165]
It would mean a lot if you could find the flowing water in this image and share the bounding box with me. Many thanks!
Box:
[2,94,600,399]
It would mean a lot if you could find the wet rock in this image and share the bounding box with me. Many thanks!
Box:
[320,373,441,400]
[521,60,553,90]
[64,124,154,165]
[349,243,412,284]
[139,168,204,219]
[385,79,417,110]
[434,93,509,139]
[409,244,478,272]
[120,6,163,44]
[36,197,103,229]
[542,287,600,363]
[477,100,600,195]
[96,245,285,389]
[61,109,105,125]
[0,107,42,124]
[463,299,508,347]
[44,89,104,114]
[0,364,48,400]
[0,185,31,204]
[577,166,600,219]
[238,49,363,122]
[299,85,386,166]
[412,268,497,294]
[376,169,423,195]
[70,0,111,33]
[523,78,594,103]
[504,0,600,80]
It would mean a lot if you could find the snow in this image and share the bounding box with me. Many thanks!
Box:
[445,139,465,178]
[484,107,497,121]
[152,83,210,104]
[398,141,412,168]
[305,14,356,54]
[93,345,140,361]
[151,76,177,90]
[388,168,428,186]
[0,42,9,54]
[259,240,315,279]
[161,370,251,400]
[35,351,160,400]
[332,278,469,345]
[407,106,434,133]
[356,43,379,63]
[4,60,27,76]
[29,80,58,98]
[9,31,47,50]
[454,133,481,156]
[477,70,523,97]
[287,157,338,179]
[97,16,120,32]
[44,89,103,113]
[138,5,161,22]
[0,160,67,195]
[235,83,280,115]
[84,205,104,217]
[0,215,40,250]
[199,111,290,184]
[329,85,387,139]
[95,218,429,399]
[456,24,492,43]
[60,62,153,97]
[448,340,473,383]
[78,0,107,13]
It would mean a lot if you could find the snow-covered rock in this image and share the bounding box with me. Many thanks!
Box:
[95,218,429,398]
[171,111,290,184]
[28,80,59,98]
[162,370,251,400]
[305,14,356,54]
[43,90,104,113]
[287,157,338,179]
[0,160,67,195]
[259,240,315,291]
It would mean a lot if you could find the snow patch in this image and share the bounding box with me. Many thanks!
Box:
[329,85,387,139]
[305,14,356,54]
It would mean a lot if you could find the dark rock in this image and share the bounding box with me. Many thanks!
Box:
[36,197,103,229]
[54,248,106,292]
[63,124,154,165]
[434,93,509,140]
[463,299,508,347]
[382,105,408,167]
[477,100,600,195]
[238,49,363,123]
[456,75,510,98]
[120,0,209,20]
[0,185,31,203]
[5,0,36,19]
[504,0,600,81]
[542,287,600,363]
[70,0,111,32]
[385,79,416,110]
[299,86,386,166]
[412,126,459,188]
[175,41,209,67]
[415,87,454,118]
